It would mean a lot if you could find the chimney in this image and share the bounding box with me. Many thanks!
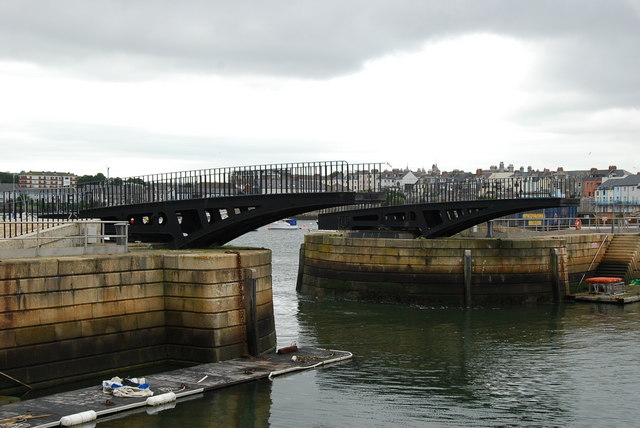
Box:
[609,165,617,170]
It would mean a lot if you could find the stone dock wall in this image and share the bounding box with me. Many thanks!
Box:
[0,249,275,394]
[297,233,610,305]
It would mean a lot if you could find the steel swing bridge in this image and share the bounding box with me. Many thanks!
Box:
[1,161,579,248]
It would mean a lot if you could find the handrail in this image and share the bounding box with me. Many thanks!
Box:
[578,234,609,287]
[0,220,129,254]
[1,161,384,216]
[488,216,640,232]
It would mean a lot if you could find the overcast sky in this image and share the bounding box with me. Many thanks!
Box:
[1,0,639,178]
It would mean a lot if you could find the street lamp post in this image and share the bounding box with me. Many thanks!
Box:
[11,173,16,219]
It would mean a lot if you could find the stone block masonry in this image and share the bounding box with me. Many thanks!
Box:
[0,249,275,395]
[297,233,609,305]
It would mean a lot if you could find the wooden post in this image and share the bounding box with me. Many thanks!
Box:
[550,248,561,303]
[296,244,305,293]
[464,249,472,307]
[243,268,259,356]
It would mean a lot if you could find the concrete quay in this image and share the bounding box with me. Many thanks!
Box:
[297,232,616,305]
[0,249,276,396]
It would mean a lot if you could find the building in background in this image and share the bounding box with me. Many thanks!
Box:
[594,174,640,214]
[18,172,77,189]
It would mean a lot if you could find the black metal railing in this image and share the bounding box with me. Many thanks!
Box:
[1,161,384,223]
[77,161,383,209]
[1,192,81,238]
[383,176,581,206]
[0,165,591,231]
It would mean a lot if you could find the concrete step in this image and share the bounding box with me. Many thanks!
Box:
[602,254,637,261]
[593,261,629,278]
[605,247,639,252]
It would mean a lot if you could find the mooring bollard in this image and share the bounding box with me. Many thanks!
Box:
[486,220,494,238]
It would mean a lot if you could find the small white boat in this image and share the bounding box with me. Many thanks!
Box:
[268,219,299,230]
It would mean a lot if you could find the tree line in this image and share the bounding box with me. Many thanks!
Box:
[0,172,126,185]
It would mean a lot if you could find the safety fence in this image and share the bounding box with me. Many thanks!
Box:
[1,214,78,239]
[0,165,616,224]
[384,176,580,205]
[79,161,383,208]
[488,216,640,235]
[0,220,129,258]
[1,161,384,218]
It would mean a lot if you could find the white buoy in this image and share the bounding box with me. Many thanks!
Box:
[146,391,177,406]
[59,410,97,426]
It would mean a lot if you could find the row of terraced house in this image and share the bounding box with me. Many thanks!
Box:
[380,163,640,214]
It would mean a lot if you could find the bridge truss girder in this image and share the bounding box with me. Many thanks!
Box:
[318,198,580,238]
[81,192,384,249]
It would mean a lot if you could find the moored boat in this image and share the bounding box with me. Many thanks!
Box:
[268,218,299,230]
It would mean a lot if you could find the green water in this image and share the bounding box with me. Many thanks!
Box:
[94,226,640,427]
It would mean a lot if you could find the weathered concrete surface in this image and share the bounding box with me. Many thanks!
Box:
[0,347,351,428]
[0,249,275,395]
[0,222,129,259]
[297,233,610,305]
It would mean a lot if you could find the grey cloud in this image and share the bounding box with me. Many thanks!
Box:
[1,0,638,79]
[1,121,336,174]
[1,0,639,144]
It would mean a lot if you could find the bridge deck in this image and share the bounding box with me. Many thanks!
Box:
[318,198,581,238]
[2,161,582,247]
[81,192,384,248]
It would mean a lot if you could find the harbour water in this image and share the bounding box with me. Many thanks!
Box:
[94,225,640,427]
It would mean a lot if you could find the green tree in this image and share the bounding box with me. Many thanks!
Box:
[0,172,16,183]
[77,172,108,185]
[125,177,145,185]
[383,188,406,206]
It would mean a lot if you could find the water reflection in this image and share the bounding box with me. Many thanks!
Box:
[294,299,640,426]
[94,227,640,427]
[98,380,272,427]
